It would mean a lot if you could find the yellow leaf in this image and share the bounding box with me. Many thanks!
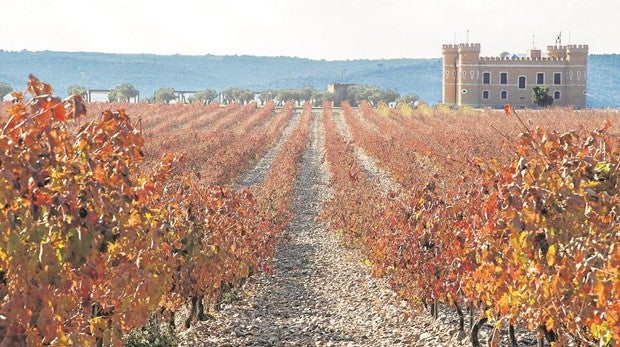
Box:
[518,231,528,245]
[545,316,555,330]
[546,244,556,266]
[52,331,73,346]
[590,321,612,344]
[126,211,141,227]
[89,316,106,337]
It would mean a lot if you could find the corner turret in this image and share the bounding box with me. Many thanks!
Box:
[442,44,459,104]
[457,43,481,65]
[566,44,588,63]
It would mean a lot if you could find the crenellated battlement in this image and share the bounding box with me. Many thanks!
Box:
[443,43,481,50]
[442,44,459,53]
[479,56,567,62]
[547,44,589,50]
[458,43,481,53]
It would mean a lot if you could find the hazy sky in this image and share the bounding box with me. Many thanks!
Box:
[0,0,617,60]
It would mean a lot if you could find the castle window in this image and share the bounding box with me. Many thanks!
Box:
[569,71,574,80]
[462,71,467,79]
[537,73,544,85]
[577,71,582,80]
[482,91,490,100]
[518,76,526,89]
[470,70,475,79]
[500,90,507,99]
[554,91,561,100]
[500,72,508,85]
[482,72,490,84]
[554,73,561,85]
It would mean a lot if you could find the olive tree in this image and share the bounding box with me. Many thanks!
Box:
[223,87,254,104]
[311,90,333,107]
[153,87,177,104]
[380,88,400,105]
[0,82,12,100]
[109,83,139,102]
[346,85,400,106]
[67,85,87,98]
[275,89,301,105]
[189,89,218,105]
[300,86,315,103]
[399,93,420,105]
[258,90,277,105]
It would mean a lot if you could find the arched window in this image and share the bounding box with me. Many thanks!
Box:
[482,90,490,99]
[554,91,561,100]
[500,90,508,99]
[518,76,526,89]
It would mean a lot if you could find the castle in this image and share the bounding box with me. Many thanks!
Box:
[442,42,588,108]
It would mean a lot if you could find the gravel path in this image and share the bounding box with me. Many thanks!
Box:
[234,110,301,189]
[331,110,403,195]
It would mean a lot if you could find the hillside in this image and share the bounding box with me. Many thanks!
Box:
[0,50,617,107]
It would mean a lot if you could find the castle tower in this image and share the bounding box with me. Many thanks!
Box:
[566,44,588,63]
[442,44,458,104]
[565,45,589,106]
[457,43,481,105]
[547,45,567,60]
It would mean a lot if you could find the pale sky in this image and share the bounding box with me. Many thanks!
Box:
[0,0,618,60]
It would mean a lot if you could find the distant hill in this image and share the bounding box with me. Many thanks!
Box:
[585,54,620,108]
[0,50,618,107]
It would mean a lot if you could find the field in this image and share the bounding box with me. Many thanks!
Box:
[1,77,618,346]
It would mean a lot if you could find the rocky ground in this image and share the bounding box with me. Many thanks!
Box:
[235,110,301,189]
[179,110,539,346]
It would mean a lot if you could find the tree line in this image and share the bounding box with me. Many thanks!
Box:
[1,81,420,107]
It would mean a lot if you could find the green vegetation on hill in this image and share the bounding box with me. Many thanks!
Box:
[0,50,617,107]
[586,54,619,107]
